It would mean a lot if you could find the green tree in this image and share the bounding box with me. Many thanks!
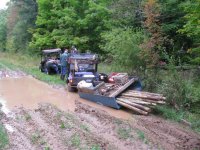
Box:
[0,9,7,51]
[5,0,37,53]
[109,0,143,28]
[179,0,200,64]
[31,0,110,53]
[101,28,147,73]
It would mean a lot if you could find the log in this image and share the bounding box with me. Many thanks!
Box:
[128,91,166,100]
[109,78,136,97]
[121,93,166,101]
[126,90,164,97]
[117,101,148,115]
[118,96,157,106]
[117,98,151,112]
[119,95,165,104]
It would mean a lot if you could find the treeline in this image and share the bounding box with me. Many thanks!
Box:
[0,0,199,67]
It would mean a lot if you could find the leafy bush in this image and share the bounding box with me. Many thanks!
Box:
[101,28,147,74]
[157,63,200,111]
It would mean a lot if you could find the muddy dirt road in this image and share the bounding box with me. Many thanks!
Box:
[0,71,132,119]
[0,69,200,150]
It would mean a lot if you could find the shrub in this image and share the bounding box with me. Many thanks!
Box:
[157,62,200,111]
[101,28,148,74]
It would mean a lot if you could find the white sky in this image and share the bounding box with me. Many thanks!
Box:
[0,0,9,9]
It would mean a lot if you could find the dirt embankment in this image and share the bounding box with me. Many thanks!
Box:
[0,69,200,150]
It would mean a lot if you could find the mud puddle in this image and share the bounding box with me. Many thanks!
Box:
[0,76,132,119]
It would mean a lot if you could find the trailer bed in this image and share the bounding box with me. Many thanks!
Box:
[78,78,137,109]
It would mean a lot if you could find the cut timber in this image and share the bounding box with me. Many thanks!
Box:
[121,93,166,101]
[117,98,151,112]
[117,101,148,115]
[126,90,164,97]
[119,96,157,105]
[117,96,156,106]
[118,96,156,105]
[109,78,136,97]
[119,95,165,104]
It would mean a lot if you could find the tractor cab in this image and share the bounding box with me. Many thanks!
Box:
[67,53,98,92]
[40,48,61,74]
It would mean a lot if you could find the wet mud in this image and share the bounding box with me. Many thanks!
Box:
[0,70,200,150]
[0,73,132,119]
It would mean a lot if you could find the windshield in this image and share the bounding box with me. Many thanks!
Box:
[70,64,95,72]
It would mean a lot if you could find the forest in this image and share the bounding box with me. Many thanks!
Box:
[0,0,200,125]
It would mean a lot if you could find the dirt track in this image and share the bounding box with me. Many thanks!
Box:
[0,69,200,150]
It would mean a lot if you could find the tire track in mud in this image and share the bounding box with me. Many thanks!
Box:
[134,116,200,150]
[74,100,155,150]
[4,104,117,150]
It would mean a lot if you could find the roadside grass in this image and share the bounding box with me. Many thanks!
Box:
[117,127,132,140]
[135,129,149,144]
[80,124,90,132]
[31,132,41,144]
[91,144,101,150]
[0,52,64,85]
[60,122,66,129]
[98,63,112,74]
[70,133,81,148]
[0,124,9,149]
[153,105,200,132]
[24,113,32,121]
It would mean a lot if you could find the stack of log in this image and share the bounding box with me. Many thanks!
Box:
[116,90,166,115]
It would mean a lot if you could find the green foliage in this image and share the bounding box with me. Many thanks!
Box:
[101,28,147,73]
[179,0,200,65]
[157,66,200,110]
[154,105,200,132]
[109,0,142,27]
[31,0,110,53]
[154,105,184,121]
[0,10,7,52]
[0,124,9,149]
[91,144,101,150]
[0,53,65,85]
[136,129,146,141]
[71,133,81,148]
[4,0,37,53]
[179,0,200,37]
[117,127,132,139]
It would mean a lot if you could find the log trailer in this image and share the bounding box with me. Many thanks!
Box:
[67,53,166,115]
[78,73,166,115]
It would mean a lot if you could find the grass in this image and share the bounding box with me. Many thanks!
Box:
[136,129,149,144]
[70,133,81,148]
[91,144,101,150]
[0,124,9,149]
[153,105,200,132]
[98,63,112,74]
[31,132,41,144]
[60,122,66,129]
[117,127,132,139]
[24,114,32,121]
[80,124,90,132]
[0,52,64,85]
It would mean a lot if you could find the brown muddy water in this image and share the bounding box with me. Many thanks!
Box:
[0,76,133,119]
